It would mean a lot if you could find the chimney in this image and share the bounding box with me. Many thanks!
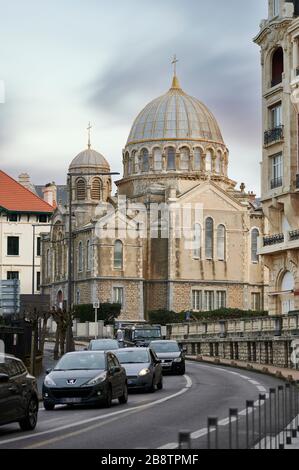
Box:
[43,182,57,208]
[18,173,37,194]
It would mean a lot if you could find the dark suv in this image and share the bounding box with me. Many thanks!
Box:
[0,353,39,431]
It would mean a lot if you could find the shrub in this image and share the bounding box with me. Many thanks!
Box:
[73,303,121,325]
[148,308,268,325]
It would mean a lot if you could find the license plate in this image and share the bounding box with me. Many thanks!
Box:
[63,397,82,404]
[128,380,135,385]
[162,363,170,367]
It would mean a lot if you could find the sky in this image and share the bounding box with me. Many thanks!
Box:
[0,0,268,195]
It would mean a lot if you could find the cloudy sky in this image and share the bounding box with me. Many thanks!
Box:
[0,0,268,195]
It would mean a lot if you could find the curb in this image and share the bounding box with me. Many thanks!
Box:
[186,355,299,383]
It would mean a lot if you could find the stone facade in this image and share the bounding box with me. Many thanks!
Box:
[41,72,268,321]
[255,0,299,315]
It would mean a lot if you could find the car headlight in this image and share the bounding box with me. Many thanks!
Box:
[138,368,150,376]
[85,372,107,386]
[174,357,182,362]
[44,375,56,386]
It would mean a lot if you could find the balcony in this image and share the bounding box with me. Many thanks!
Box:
[264,125,284,146]
[263,233,284,247]
[289,229,299,241]
[270,176,283,189]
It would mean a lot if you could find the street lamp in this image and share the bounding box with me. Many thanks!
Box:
[66,170,119,352]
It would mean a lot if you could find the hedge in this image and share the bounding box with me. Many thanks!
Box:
[148,308,268,325]
[73,303,121,325]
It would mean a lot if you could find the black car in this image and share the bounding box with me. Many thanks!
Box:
[0,353,39,431]
[149,340,185,375]
[43,350,128,410]
[114,347,163,392]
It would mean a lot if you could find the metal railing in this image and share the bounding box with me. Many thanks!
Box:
[178,381,299,449]
[270,177,283,189]
[289,229,299,242]
[264,126,284,146]
[263,233,284,246]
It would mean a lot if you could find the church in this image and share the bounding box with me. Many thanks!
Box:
[41,69,267,321]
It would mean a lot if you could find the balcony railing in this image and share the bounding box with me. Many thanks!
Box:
[263,233,284,246]
[270,176,283,189]
[264,125,284,146]
[289,229,299,241]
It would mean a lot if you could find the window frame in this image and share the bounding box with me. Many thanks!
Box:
[7,236,19,256]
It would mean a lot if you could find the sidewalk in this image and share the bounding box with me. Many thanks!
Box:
[187,355,299,382]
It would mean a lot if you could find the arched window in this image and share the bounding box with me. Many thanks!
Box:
[114,240,123,269]
[205,217,214,259]
[153,148,162,170]
[78,241,83,272]
[193,223,201,259]
[217,224,226,260]
[134,151,139,173]
[251,228,259,262]
[91,178,102,200]
[180,147,189,170]
[141,149,149,172]
[206,151,212,172]
[194,148,202,170]
[86,239,92,271]
[272,47,283,87]
[167,147,176,170]
[76,289,80,305]
[76,178,86,200]
[215,151,222,174]
[128,155,133,175]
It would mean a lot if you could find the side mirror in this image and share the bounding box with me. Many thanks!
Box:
[46,368,52,375]
[0,373,9,383]
[181,346,187,353]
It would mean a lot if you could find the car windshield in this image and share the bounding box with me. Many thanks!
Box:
[115,350,150,364]
[90,340,119,350]
[54,352,106,371]
[150,342,180,353]
[133,329,161,339]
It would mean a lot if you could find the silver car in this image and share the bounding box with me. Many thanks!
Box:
[114,347,163,392]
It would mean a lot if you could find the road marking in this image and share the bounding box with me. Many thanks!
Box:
[0,375,192,447]
[158,443,178,449]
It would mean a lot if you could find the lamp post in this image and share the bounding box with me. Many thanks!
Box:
[65,170,119,352]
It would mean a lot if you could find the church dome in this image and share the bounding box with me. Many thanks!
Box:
[127,76,224,145]
[69,147,110,172]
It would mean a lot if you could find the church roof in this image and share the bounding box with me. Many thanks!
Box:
[127,75,224,145]
[0,170,54,213]
[69,147,110,171]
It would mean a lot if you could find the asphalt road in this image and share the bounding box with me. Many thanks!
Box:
[0,361,285,449]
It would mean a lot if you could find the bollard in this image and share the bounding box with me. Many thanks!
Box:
[228,408,239,449]
[246,400,255,449]
[278,385,285,450]
[207,417,218,449]
[269,388,277,449]
[291,384,297,439]
[285,383,292,445]
[258,394,266,450]
[178,430,191,449]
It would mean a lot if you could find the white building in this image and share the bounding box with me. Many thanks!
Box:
[0,170,53,295]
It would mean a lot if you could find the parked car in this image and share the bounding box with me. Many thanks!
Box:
[114,347,163,392]
[149,340,185,375]
[88,339,119,351]
[0,353,38,431]
[42,350,128,410]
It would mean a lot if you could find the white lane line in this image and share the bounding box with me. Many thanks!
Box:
[159,443,178,449]
[0,375,192,446]
[190,428,208,439]
[257,386,267,393]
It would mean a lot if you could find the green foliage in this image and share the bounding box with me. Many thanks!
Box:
[148,308,268,325]
[73,303,121,325]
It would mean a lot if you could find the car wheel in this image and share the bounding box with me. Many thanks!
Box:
[178,366,186,375]
[19,396,38,431]
[118,384,128,404]
[157,376,163,390]
[44,401,55,411]
[104,386,112,408]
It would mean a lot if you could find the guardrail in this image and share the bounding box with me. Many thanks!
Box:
[178,381,299,449]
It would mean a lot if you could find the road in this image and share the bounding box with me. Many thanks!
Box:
[0,361,285,449]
